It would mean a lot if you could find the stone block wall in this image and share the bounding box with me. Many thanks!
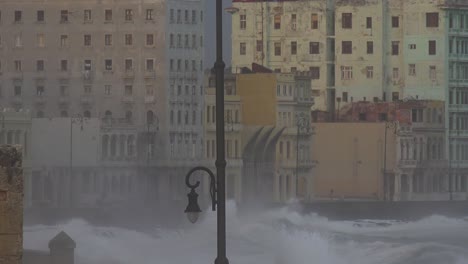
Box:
[0,145,23,264]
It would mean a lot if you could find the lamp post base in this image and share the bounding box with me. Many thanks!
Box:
[215,257,229,264]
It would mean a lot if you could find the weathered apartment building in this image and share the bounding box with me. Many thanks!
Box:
[0,0,206,208]
[204,64,314,204]
[230,0,468,199]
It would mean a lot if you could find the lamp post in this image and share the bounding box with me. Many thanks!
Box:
[383,121,397,201]
[295,112,311,198]
[183,0,229,264]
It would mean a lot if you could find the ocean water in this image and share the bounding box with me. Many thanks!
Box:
[23,201,468,264]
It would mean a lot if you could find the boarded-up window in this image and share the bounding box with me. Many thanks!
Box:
[429,40,436,55]
[392,41,399,55]
[309,66,320,79]
[274,42,281,56]
[426,12,439,27]
[274,14,281,29]
[342,41,352,54]
[256,40,263,52]
[311,13,318,29]
[342,13,352,28]
[309,42,319,54]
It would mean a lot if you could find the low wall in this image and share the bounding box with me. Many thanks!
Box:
[298,201,468,221]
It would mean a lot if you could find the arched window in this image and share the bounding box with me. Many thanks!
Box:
[102,135,109,158]
[110,135,117,156]
[147,110,154,125]
[60,110,68,117]
[125,111,132,122]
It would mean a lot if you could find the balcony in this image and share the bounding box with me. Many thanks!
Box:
[82,70,93,81]
[121,95,135,104]
[144,70,156,79]
[34,95,46,105]
[449,129,468,137]
[144,95,155,104]
[398,159,418,168]
[123,69,135,79]
[449,104,468,112]
[80,95,94,105]
[58,96,70,106]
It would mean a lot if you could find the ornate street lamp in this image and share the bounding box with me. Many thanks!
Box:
[183,0,229,263]
[295,112,311,198]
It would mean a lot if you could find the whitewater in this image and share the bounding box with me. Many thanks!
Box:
[24,201,468,264]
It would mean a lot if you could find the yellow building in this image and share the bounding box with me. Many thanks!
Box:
[311,123,396,200]
[203,65,313,204]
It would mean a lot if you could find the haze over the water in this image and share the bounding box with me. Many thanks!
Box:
[23,201,468,264]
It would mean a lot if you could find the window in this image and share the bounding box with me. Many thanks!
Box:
[105,59,112,71]
[60,35,68,47]
[342,13,352,28]
[291,14,297,30]
[60,60,68,71]
[393,67,399,80]
[366,17,372,29]
[412,109,424,123]
[342,92,348,102]
[170,9,174,23]
[14,86,21,96]
[105,85,111,95]
[192,34,197,49]
[15,35,22,47]
[36,60,44,71]
[309,42,319,54]
[125,34,133,45]
[125,85,133,96]
[125,9,133,21]
[311,13,318,29]
[192,60,196,71]
[177,59,181,71]
[14,11,22,23]
[84,9,92,22]
[409,64,416,76]
[291,41,297,55]
[367,41,373,54]
[426,12,439,27]
[146,59,154,71]
[256,40,263,52]
[342,41,352,54]
[274,42,281,56]
[366,66,373,79]
[84,85,92,94]
[192,10,196,24]
[429,40,436,55]
[185,10,189,23]
[14,60,22,72]
[84,60,92,71]
[240,42,246,55]
[60,85,68,96]
[105,9,112,22]
[146,9,154,21]
[37,34,45,47]
[274,14,281,29]
[84,34,91,46]
[177,9,181,23]
[310,67,320,79]
[429,65,436,80]
[409,44,416,50]
[125,59,133,71]
[240,14,246,30]
[392,41,399,55]
[105,34,112,46]
[392,16,399,28]
[184,34,189,48]
[37,10,44,22]
[61,10,69,23]
[146,34,154,46]
[170,59,174,71]
[341,66,353,80]
[36,86,44,96]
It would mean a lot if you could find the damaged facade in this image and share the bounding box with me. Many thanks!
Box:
[231,0,468,201]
